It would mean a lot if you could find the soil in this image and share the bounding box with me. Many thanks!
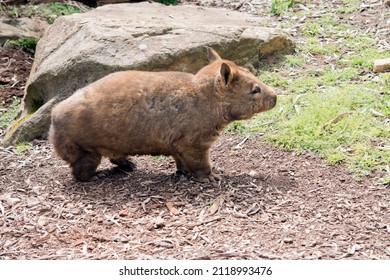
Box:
[0,47,34,106]
[0,0,389,260]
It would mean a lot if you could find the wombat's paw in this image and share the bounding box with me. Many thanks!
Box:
[110,158,137,172]
[172,170,190,182]
[73,170,95,182]
[196,173,222,184]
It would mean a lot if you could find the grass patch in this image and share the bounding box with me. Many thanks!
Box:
[0,3,87,24]
[0,98,20,130]
[226,121,247,134]
[245,1,390,180]
[299,37,340,55]
[151,155,166,161]
[6,37,38,53]
[15,142,32,154]
[270,0,294,16]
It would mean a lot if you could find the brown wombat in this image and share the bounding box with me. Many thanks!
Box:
[49,48,277,182]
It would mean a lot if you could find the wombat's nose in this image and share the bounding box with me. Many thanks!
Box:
[266,91,277,108]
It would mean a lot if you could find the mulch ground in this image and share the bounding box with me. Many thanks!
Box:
[1,0,389,260]
[0,47,34,106]
[1,135,389,259]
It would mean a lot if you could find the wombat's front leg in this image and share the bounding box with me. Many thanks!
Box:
[110,157,136,172]
[71,151,102,182]
[174,148,221,183]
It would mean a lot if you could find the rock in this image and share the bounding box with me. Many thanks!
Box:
[2,2,295,146]
[0,17,49,45]
[373,58,390,73]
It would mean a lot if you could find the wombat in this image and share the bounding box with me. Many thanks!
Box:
[49,48,277,182]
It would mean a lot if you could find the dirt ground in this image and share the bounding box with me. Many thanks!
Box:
[1,0,390,260]
[1,134,389,259]
[0,47,33,106]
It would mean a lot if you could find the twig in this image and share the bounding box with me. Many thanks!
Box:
[187,216,222,229]
[321,112,352,129]
[233,136,249,150]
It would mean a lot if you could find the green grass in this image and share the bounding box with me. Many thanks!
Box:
[226,121,247,134]
[151,155,167,161]
[6,38,38,53]
[0,3,87,24]
[270,0,294,16]
[15,142,32,154]
[0,98,20,130]
[241,2,390,181]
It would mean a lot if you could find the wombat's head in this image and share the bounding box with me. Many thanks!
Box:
[207,48,277,121]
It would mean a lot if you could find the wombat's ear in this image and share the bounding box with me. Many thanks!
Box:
[207,47,222,63]
[220,62,233,86]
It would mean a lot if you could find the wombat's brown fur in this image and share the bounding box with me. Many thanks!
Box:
[49,48,277,182]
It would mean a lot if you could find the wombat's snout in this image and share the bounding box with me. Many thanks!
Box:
[266,91,278,109]
[265,89,277,109]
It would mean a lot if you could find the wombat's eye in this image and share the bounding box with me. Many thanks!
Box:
[251,86,261,95]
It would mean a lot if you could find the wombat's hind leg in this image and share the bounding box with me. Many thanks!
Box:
[71,151,102,182]
[110,157,136,172]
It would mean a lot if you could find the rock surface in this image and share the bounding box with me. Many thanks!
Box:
[373,58,390,73]
[3,2,295,146]
[0,17,49,45]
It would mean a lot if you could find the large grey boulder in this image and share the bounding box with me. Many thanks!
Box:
[0,17,49,45]
[3,2,295,146]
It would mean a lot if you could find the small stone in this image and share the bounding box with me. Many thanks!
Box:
[373,58,390,73]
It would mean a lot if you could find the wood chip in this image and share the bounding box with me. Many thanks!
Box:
[166,201,180,215]
[118,209,129,217]
[208,195,224,216]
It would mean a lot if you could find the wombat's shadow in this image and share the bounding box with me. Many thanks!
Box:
[61,166,296,210]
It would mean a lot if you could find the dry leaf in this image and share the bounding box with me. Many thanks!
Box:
[119,209,129,217]
[166,201,180,215]
[208,195,224,216]
[38,216,48,227]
